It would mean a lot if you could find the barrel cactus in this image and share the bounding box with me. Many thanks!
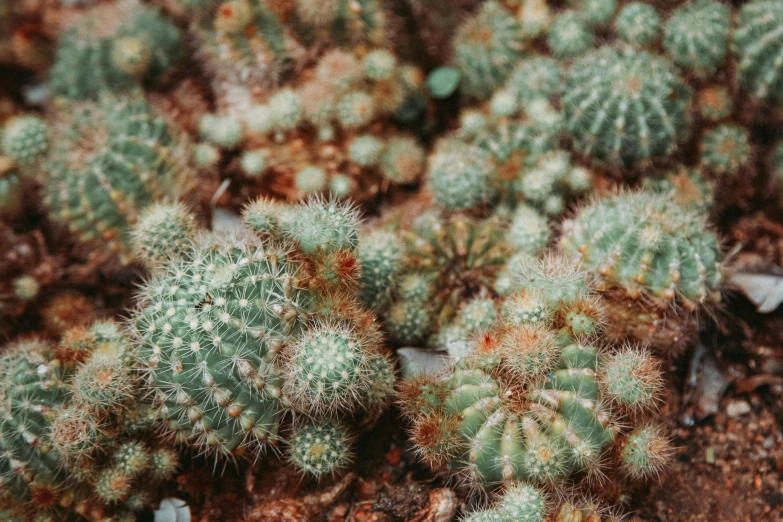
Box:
[44,95,188,264]
[732,0,783,105]
[562,46,692,167]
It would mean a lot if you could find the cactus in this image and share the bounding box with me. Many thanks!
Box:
[1,115,49,166]
[732,0,783,105]
[399,256,667,490]
[663,0,730,78]
[699,125,752,177]
[428,140,495,210]
[548,11,594,59]
[567,0,616,26]
[560,191,723,353]
[44,95,188,263]
[0,322,178,520]
[563,47,692,167]
[505,57,562,103]
[132,197,393,465]
[614,3,661,47]
[49,1,182,99]
[288,419,353,479]
[357,230,403,312]
[452,2,527,100]
[641,166,714,215]
[131,202,198,269]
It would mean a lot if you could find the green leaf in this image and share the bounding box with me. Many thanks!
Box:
[427,67,461,99]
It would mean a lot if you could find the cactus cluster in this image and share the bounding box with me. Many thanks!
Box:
[0,322,178,520]
[49,1,182,99]
[560,191,723,353]
[399,256,670,491]
[193,45,426,201]
[44,95,188,263]
[131,197,394,477]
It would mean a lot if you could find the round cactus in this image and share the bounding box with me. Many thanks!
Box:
[560,191,722,352]
[696,86,733,122]
[464,484,547,522]
[560,191,722,306]
[619,425,672,479]
[337,91,376,129]
[567,0,616,26]
[240,150,267,177]
[548,11,594,59]
[614,3,661,47]
[379,136,425,184]
[295,166,328,196]
[453,1,526,100]
[732,0,783,105]
[199,114,243,148]
[133,232,312,455]
[192,142,221,169]
[45,95,187,263]
[279,196,359,255]
[699,125,752,177]
[506,57,562,103]
[563,47,692,167]
[49,3,181,99]
[364,49,397,80]
[284,322,378,415]
[241,197,288,237]
[641,166,714,215]
[663,0,731,78]
[506,205,550,254]
[1,115,49,166]
[288,419,353,479]
[132,202,198,269]
[428,140,495,210]
[349,135,384,167]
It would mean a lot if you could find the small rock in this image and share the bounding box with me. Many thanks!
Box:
[726,400,752,418]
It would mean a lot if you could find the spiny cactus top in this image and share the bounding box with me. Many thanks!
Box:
[563,46,692,167]
[732,0,783,105]
[1,115,49,166]
[132,197,394,463]
[0,322,178,520]
[44,95,188,264]
[49,1,182,99]
[193,0,389,114]
[663,0,731,78]
[399,256,668,490]
[559,191,723,308]
[452,1,527,100]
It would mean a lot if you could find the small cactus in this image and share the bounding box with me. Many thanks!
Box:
[732,0,783,105]
[563,47,692,167]
[428,140,495,210]
[614,3,661,47]
[699,125,752,177]
[452,2,526,100]
[663,0,731,77]
[288,419,353,479]
[1,115,49,166]
[548,11,594,59]
[131,202,198,270]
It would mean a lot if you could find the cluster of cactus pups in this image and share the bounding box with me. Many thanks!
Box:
[5,0,783,519]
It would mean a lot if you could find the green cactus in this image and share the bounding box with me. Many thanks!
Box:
[131,202,198,269]
[463,484,547,522]
[49,3,181,99]
[563,47,692,167]
[0,322,178,519]
[133,198,392,463]
[452,1,526,100]
[505,57,562,103]
[614,3,661,47]
[400,260,665,489]
[732,0,783,105]
[548,11,594,59]
[44,95,188,264]
[699,125,752,177]
[1,116,49,166]
[663,0,730,78]
[288,419,353,479]
[641,166,714,215]
[559,191,722,353]
[428,140,495,210]
[567,0,616,26]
